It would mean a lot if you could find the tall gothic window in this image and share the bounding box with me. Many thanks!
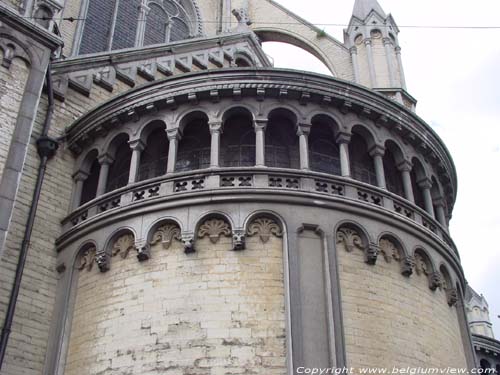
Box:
[78,0,195,55]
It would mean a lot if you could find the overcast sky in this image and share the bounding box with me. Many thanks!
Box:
[263,0,500,338]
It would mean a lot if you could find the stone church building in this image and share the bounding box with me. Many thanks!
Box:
[0,0,484,373]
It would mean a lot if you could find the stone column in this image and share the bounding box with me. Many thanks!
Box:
[71,171,88,210]
[383,38,396,87]
[107,0,121,50]
[128,140,145,184]
[336,132,351,177]
[397,161,414,203]
[166,128,181,173]
[350,46,360,84]
[418,178,435,218]
[209,121,223,168]
[254,119,267,167]
[369,145,386,189]
[364,38,377,88]
[297,123,312,171]
[434,200,448,228]
[96,154,114,196]
[395,46,407,90]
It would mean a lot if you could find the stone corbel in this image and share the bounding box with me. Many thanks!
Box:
[365,242,379,265]
[446,288,458,307]
[428,271,442,291]
[232,229,245,251]
[96,251,110,272]
[182,232,195,254]
[400,256,414,277]
[135,239,150,262]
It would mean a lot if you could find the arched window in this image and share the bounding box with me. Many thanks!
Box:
[265,109,299,169]
[495,364,499,374]
[350,131,376,185]
[138,125,169,181]
[410,158,426,211]
[221,109,255,167]
[78,0,196,55]
[480,359,492,370]
[106,135,131,192]
[176,113,210,172]
[384,141,404,197]
[80,151,100,205]
[309,115,340,175]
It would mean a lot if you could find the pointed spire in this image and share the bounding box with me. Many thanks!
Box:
[352,0,386,20]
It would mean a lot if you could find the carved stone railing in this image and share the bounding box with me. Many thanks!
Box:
[61,167,458,258]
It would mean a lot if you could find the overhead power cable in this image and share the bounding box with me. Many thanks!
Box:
[21,16,500,29]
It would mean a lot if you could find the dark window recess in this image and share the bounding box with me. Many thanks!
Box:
[265,116,299,169]
[144,4,168,46]
[79,0,116,54]
[139,128,169,181]
[80,159,100,205]
[170,17,190,42]
[176,119,211,172]
[350,133,377,186]
[221,115,255,168]
[111,0,140,50]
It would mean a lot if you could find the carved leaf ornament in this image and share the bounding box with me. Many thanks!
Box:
[112,234,136,259]
[246,218,282,243]
[78,246,96,272]
[336,227,364,252]
[198,218,231,244]
[150,223,181,249]
[379,238,401,263]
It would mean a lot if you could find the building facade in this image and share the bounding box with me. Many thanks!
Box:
[0,0,478,374]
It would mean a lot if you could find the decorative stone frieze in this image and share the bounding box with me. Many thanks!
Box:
[336,227,364,253]
[111,233,136,259]
[246,217,283,243]
[150,223,182,250]
[77,246,96,272]
[198,218,231,244]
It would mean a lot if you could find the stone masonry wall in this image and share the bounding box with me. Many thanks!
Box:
[65,232,286,374]
[337,240,468,369]
[0,55,29,180]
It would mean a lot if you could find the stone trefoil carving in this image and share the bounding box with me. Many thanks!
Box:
[77,246,96,272]
[336,227,364,253]
[150,223,182,250]
[246,218,283,243]
[198,218,231,244]
[112,234,136,259]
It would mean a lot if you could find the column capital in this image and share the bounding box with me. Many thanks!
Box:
[209,121,223,134]
[364,38,372,46]
[166,128,182,141]
[129,139,145,151]
[72,170,89,182]
[335,131,351,144]
[397,160,413,173]
[253,118,268,131]
[395,46,402,54]
[349,46,358,55]
[417,177,433,190]
[369,145,385,158]
[383,37,393,46]
[432,197,445,207]
[296,123,312,136]
[98,153,114,165]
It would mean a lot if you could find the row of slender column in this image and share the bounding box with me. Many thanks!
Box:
[73,120,447,228]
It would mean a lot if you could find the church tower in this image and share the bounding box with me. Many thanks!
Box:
[345,0,415,109]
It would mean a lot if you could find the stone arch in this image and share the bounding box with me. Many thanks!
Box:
[244,212,284,245]
[254,29,337,76]
[73,240,98,272]
[233,49,256,67]
[266,108,300,169]
[137,118,167,144]
[79,149,100,205]
[146,218,182,251]
[309,114,341,175]
[77,148,99,174]
[105,133,131,192]
[377,233,414,277]
[264,105,300,124]
[194,212,233,248]
[335,221,378,264]
[384,140,405,197]
[105,227,137,262]
[0,34,32,67]
[218,103,256,121]
[176,111,210,172]
[221,107,255,168]
[350,124,377,186]
[138,120,169,181]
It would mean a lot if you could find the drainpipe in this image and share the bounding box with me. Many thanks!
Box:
[0,62,59,370]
